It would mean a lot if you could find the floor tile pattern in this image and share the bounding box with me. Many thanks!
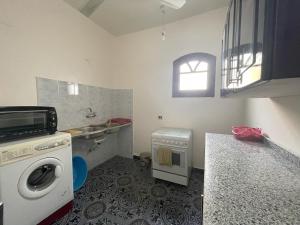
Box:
[54,156,203,225]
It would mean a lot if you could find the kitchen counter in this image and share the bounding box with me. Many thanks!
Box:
[204,133,300,225]
[64,122,132,138]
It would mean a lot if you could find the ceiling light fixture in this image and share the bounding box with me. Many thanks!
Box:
[159,0,186,40]
[80,0,105,17]
[160,0,186,10]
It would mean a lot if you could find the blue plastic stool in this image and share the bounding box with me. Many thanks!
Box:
[72,155,88,191]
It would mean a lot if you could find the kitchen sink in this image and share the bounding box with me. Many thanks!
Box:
[65,122,130,139]
[79,126,105,132]
[78,126,106,139]
[90,123,119,128]
[90,123,120,134]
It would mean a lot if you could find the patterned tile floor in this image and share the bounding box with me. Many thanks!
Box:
[54,156,204,225]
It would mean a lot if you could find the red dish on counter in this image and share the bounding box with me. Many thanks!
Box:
[110,118,132,125]
[232,126,263,142]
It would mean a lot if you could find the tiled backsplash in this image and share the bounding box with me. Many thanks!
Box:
[36,77,133,130]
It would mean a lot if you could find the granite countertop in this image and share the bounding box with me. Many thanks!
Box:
[204,133,300,225]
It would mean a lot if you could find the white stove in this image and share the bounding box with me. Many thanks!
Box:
[151,128,192,186]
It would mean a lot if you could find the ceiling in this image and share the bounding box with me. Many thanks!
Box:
[64,0,229,36]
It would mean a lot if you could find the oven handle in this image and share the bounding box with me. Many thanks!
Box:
[201,194,204,218]
[0,202,3,225]
[152,144,188,152]
[0,110,48,114]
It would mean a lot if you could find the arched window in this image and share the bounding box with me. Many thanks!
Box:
[172,53,216,97]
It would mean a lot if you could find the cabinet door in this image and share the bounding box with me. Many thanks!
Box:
[221,20,229,91]
[222,0,240,91]
[237,0,265,88]
[222,0,265,95]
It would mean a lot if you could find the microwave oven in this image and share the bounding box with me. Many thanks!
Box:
[0,106,57,143]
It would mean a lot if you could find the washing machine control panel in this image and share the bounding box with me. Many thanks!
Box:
[0,137,71,165]
[0,145,34,164]
[34,139,70,151]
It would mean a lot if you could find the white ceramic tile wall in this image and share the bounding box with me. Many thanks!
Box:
[36,77,133,130]
[36,77,133,166]
[117,126,133,158]
[111,89,133,119]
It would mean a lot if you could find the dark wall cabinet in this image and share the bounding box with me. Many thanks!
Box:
[221,0,300,97]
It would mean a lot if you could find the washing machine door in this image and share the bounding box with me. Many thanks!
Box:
[18,158,64,199]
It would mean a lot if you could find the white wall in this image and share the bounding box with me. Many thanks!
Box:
[0,0,113,106]
[0,1,252,169]
[246,96,300,157]
[112,8,245,169]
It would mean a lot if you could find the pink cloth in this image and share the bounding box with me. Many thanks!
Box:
[110,118,132,125]
[232,126,263,142]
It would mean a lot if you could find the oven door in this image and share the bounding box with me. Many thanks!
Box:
[0,107,56,142]
[152,144,187,176]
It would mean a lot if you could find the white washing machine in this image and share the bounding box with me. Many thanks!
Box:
[151,128,192,186]
[0,132,74,225]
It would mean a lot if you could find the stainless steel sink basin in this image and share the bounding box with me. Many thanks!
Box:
[78,126,106,139]
[79,126,105,132]
[89,123,119,128]
[70,122,126,139]
[90,123,120,133]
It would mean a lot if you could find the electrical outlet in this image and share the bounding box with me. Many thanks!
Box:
[158,115,163,120]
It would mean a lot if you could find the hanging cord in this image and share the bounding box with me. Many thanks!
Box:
[160,5,166,41]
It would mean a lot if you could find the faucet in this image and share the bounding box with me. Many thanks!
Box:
[85,107,96,118]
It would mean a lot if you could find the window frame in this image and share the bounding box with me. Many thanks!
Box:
[172,53,216,97]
